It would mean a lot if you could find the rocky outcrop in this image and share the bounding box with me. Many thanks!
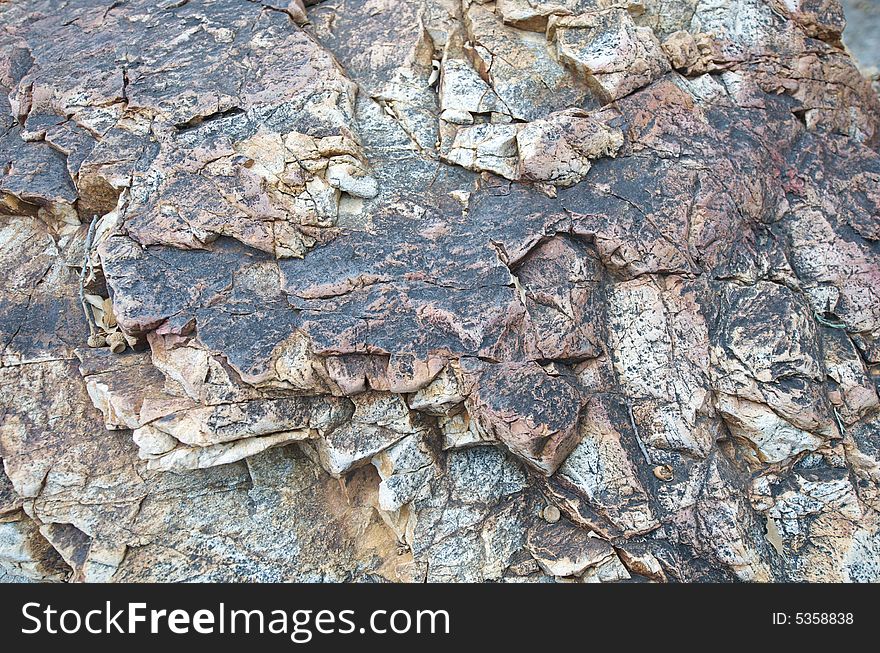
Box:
[1,0,879,583]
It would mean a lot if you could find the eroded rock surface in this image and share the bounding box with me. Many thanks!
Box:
[1,0,879,582]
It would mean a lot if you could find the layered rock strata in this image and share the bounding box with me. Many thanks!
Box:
[1,0,879,582]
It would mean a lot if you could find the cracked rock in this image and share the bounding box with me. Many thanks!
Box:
[550,8,671,102]
[1,0,880,584]
[527,517,626,578]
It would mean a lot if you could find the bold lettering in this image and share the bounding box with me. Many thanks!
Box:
[192,609,215,634]
[128,602,147,633]
[167,609,190,634]
[151,609,167,633]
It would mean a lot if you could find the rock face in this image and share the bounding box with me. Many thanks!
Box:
[1,0,879,583]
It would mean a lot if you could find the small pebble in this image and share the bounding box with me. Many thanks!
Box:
[653,464,673,481]
[543,505,561,523]
[106,331,127,354]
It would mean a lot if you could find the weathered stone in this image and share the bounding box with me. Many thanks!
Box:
[750,449,879,581]
[517,109,623,187]
[308,392,420,477]
[711,281,837,463]
[465,3,597,121]
[2,0,880,585]
[548,394,659,538]
[768,0,846,43]
[0,512,69,582]
[441,123,521,179]
[550,9,671,101]
[401,446,535,582]
[526,518,619,577]
[467,362,585,475]
[661,30,717,75]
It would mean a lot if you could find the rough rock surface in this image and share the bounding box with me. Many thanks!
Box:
[1,0,879,583]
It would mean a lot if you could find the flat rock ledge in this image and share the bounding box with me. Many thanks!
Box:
[1,0,880,582]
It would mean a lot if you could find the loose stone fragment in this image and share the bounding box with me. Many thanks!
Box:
[543,505,561,523]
